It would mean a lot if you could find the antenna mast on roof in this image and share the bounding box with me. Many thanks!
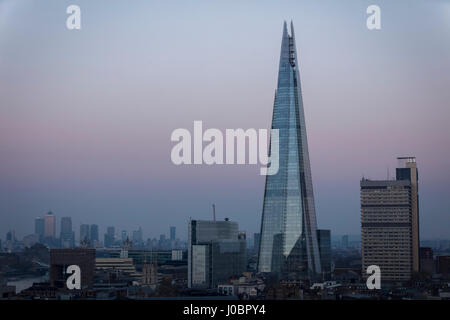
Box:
[212,204,216,221]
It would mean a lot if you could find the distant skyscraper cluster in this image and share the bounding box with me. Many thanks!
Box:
[32,211,59,247]
[79,224,100,247]
[0,210,184,253]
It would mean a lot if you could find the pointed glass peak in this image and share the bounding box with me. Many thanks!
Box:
[282,20,295,38]
[283,20,288,37]
[279,21,297,69]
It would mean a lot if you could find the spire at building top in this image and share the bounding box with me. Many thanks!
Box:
[258,21,322,280]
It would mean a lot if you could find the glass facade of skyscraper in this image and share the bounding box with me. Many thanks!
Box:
[258,22,322,280]
[317,229,331,280]
[34,217,45,241]
[60,217,75,248]
[188,220,246,289]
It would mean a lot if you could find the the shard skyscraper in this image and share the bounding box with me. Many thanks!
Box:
[257,21,322,280]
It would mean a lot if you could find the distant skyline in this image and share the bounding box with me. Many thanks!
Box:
[1,0,450,240]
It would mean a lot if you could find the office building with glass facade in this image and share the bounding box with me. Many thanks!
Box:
[317,229,332,280]
[35,217,45,241]
[188,219,246,289]
[257,21,322,280]
[60,217,75,248]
